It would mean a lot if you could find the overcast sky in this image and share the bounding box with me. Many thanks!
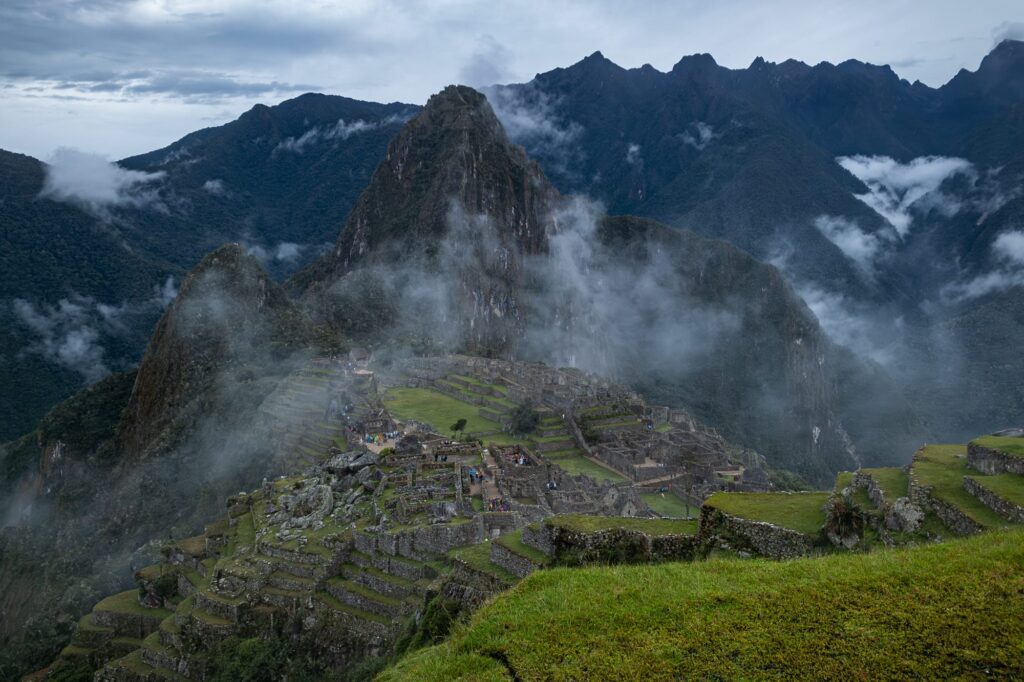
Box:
[2,0,1022,160]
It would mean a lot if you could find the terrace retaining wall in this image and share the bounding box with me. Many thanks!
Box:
[964,477,1024,523]
[698,506,817,560]
[967,443,1024,475]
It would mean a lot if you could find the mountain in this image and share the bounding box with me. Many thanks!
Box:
[0,94,418,443]
[486,40,1024,443]
[297,85,923,480]
[0,245,315,677]
[0,149,179,444]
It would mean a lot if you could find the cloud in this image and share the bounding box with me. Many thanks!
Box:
[680,121,718,150]
[994,231,1024,265]
[813,215,893,272]
[202,178,225,194]
[836,155,973,237]
[246,242,305,263]
[459,35,514,87]
[483,85,584,176]
[41,147,164,212]
[13,297,110,382]
[273,115,406,154]
[625,143,642,166]
[992,21,1024,46]
[942,229,1024,300]
[12,278,178,382]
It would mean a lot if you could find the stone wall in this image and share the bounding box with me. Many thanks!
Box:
[964,477,1024,523]
[441,560,513,610]
[698,506,817,560]
[967,443,1024,475]
[908,480,985,536]
[489,541,540,578]
[528,521,703,566]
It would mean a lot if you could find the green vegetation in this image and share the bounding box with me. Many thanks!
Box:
[543,450,628,484]
[912,445,1010,529]
[972,435,1024,458]
[704,492,829,536]
[861,467,909,499]
[971,473,1024,507]
[383,388,502,438]
[546,515,697,536]
[449,543,517,583]
[639,491,691,518]
[509,404,540,435]
[380,529,1024,680]
[495,530,549,565]
[94,590,172,619]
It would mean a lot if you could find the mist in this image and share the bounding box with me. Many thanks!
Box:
[41,147,165,214]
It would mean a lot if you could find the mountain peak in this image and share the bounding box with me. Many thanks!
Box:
[670,52,719,75]
[119,242,309,459]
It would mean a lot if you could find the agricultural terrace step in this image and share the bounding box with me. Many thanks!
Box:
[345,563,420,599]
[103,649,187,682]
[194,587,244,622]
[268,570,316,592]
[313,591,393,626]
[140,632,183,676]
[324,577,411,619]
[261,586,305,609]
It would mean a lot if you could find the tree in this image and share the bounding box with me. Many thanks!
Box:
[510,404,540,435]
[450,418,467,440]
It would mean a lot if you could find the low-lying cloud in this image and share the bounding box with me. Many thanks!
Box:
[13,278,178,383]
[680,121,718,150]
[837,155,972,237]
[944,229,1024,300]
[246,242,305,264]
[813,215,894,273]
[482,85,584,177]
[41,147,165,212]
[273,115,407,154]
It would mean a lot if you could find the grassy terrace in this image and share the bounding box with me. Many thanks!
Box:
[546,515,698,536]
[544,449,629,484]
[379,529,1024,681]
[972,435,1024,458]
[495,530,549,565]
[912,444,1010,529]
[704,492,829,536]
[383,387,523,444]
[94,590,173,619]
[639,491,692,518]
[449,542,518,583]
[861,467,909,499]
[971,472,1024,507]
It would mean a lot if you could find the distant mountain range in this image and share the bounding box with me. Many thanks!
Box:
[2,40,1022,457]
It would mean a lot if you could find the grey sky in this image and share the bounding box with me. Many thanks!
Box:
[1,0,1022,160]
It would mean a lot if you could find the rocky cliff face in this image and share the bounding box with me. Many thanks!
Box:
[295,85,560,354]
[119,244,313,459]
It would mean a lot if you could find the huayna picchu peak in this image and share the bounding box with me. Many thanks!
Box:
[4,10,1024,679]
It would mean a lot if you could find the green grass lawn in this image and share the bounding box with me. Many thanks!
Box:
[912,444,1011,529]
[544,450,628,484]
[546,515,698,536]
[861,467,909,499]
[496,530,549,565]
[971,472,1024,508]
[972,435,1024,458]
[704,492,829,536]
[383,387,502,437]
[639,491,692,518]
[378,529,1024,681]
[449,543,518,584]
[93,590,172,619]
